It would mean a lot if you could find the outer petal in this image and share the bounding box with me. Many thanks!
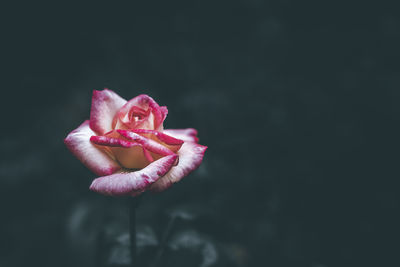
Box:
[163,128,199,143]
[90,89,127,135]
[89,154,178,196]
[160,106,168,122]
[64,120,121,176]
[150,142,207,192]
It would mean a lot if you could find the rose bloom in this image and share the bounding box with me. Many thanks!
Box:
[64,89,207,196]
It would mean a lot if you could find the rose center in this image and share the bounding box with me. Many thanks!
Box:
[129,106,149,122]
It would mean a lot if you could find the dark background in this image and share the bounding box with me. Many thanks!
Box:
[2,2,400,267]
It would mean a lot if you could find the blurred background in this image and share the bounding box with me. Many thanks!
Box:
[1,1,400,266]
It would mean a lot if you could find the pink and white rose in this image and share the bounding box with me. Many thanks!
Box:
[64,89,207,196]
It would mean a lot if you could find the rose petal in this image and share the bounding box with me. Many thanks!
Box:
[163,128,199,143]
[89,154,178,196]
[90,89,127,135]
[64,120,121,176]
[113,94,165,131]
[132,129,184,153]
[143,148,155,163]
[90,134,153,169]
[150,142,207,192]
[118,129,175,156]
[110,145,152,169]
[90,135,137,148]
[132,129,183,145]
[160,106,168,121]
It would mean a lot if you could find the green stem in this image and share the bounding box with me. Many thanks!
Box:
[129,197,140,267]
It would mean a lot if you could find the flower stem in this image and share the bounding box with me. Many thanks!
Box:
[129,197,140,267]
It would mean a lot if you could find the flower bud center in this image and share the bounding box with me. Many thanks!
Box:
[129,106,149,122]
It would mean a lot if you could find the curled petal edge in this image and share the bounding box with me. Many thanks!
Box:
[150,142,207,192]
[89,154,178,196]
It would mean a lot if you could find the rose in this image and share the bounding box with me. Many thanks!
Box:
[64,89,207,196]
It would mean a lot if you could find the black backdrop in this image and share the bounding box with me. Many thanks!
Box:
[2,2,400,267]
